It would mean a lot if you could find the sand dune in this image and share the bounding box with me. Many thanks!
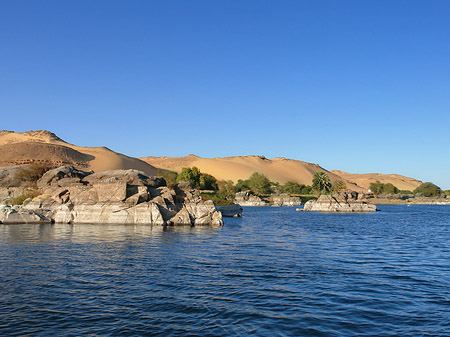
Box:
[141,155,364,191]
[331,170,422,192]
[1,131,423,192]
[0,130,158,176]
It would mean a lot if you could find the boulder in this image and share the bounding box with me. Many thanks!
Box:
[0,187,27,201]
[234,191,268,206]
[82,169,165,188]
[300,191,377,213]
[216,204,243,217]
[0,165,34,187]
[37,166,91,188]
[1,207,52,224]
[271,194,302,207]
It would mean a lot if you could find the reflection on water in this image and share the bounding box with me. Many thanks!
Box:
[1,223,222,243]
[1,205,450,336]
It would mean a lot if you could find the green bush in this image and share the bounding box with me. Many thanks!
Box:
[157,169,178,188]
[283,181,313,195]
[200,192,234,206]
[332,180,347,192]
[369,181,399,195]
[217,180,237,202]
[235,179,249,192]
[177,166,201,188]
[247,172,272,195]
[199,173,218,190]
[175,167,218,190]
[413,182,441,197]
[234,172,273,195]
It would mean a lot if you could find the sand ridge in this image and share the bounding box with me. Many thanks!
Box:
[0,130,158,175]
[330,170,422,191]
[1,131,423,192]
[141,155,364,191]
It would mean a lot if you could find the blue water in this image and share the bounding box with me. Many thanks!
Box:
[1,205,449,336]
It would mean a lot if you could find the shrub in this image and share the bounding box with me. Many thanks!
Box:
[177,166,201,188]
[157,169,178,188]
[10,190,41,205]
[247,172,272,195]
[413,182,441,197]
[383,183,399,195]
[15,163,52,182]
[200,192,234,206]
[369,181,399,196]
[282,181,313,195]
[235,179,249,192]
[217,180,237,201]
[333,180,347,192]
[199,173,218,191]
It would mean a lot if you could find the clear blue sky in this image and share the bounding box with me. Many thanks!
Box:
[1,1,449,188]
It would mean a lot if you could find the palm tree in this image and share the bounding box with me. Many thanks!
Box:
[312,172,333,194]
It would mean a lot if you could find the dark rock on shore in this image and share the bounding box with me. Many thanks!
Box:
[216,204,243,217]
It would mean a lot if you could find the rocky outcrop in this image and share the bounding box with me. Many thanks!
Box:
[300,191,377,213]
[0,166,35,201]
[216,204,243,217]
[234,191,268,206]
[271,194,302,207]
[0,204,52,224]
[0,166,223,226]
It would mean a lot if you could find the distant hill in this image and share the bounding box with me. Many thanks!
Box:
[0,130,158,176]
[141,154,364,191]
[330,170,422,192]
[142,155,424,192]
[1,130,423,191]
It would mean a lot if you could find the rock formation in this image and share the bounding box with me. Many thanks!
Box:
[271,194,302,207]
[0,166,223,226]
[300,191,377,213]
[234,191,268,206]
[216,204,243,217]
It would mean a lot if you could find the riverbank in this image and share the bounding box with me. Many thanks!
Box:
[368,197,450,205]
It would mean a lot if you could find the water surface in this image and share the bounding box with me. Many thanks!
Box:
[1,205,449,336]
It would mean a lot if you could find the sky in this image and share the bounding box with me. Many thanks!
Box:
[1,0,449,188]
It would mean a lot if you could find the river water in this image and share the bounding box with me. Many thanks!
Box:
[1,205,449,336]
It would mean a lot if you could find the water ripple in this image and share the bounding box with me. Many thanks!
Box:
[1,205,450,336]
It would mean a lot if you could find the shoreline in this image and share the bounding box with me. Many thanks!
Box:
[368,198,450,205]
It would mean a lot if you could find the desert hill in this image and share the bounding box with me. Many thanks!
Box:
[1,131,423,192]
[141,154,365,191]
[331,170,422,192]
[0,130,158,176]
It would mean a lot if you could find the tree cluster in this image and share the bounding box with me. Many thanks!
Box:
[369,181,399,195]
[413,182,441,197]
[175,166,218,190]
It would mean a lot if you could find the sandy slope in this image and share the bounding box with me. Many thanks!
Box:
[331,170,422,192]
[1,131,422,191]
[0,130,157,175]
[141,155,364,191]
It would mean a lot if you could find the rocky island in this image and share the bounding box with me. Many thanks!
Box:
[0,166,223,226]
[299,191,377,213]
